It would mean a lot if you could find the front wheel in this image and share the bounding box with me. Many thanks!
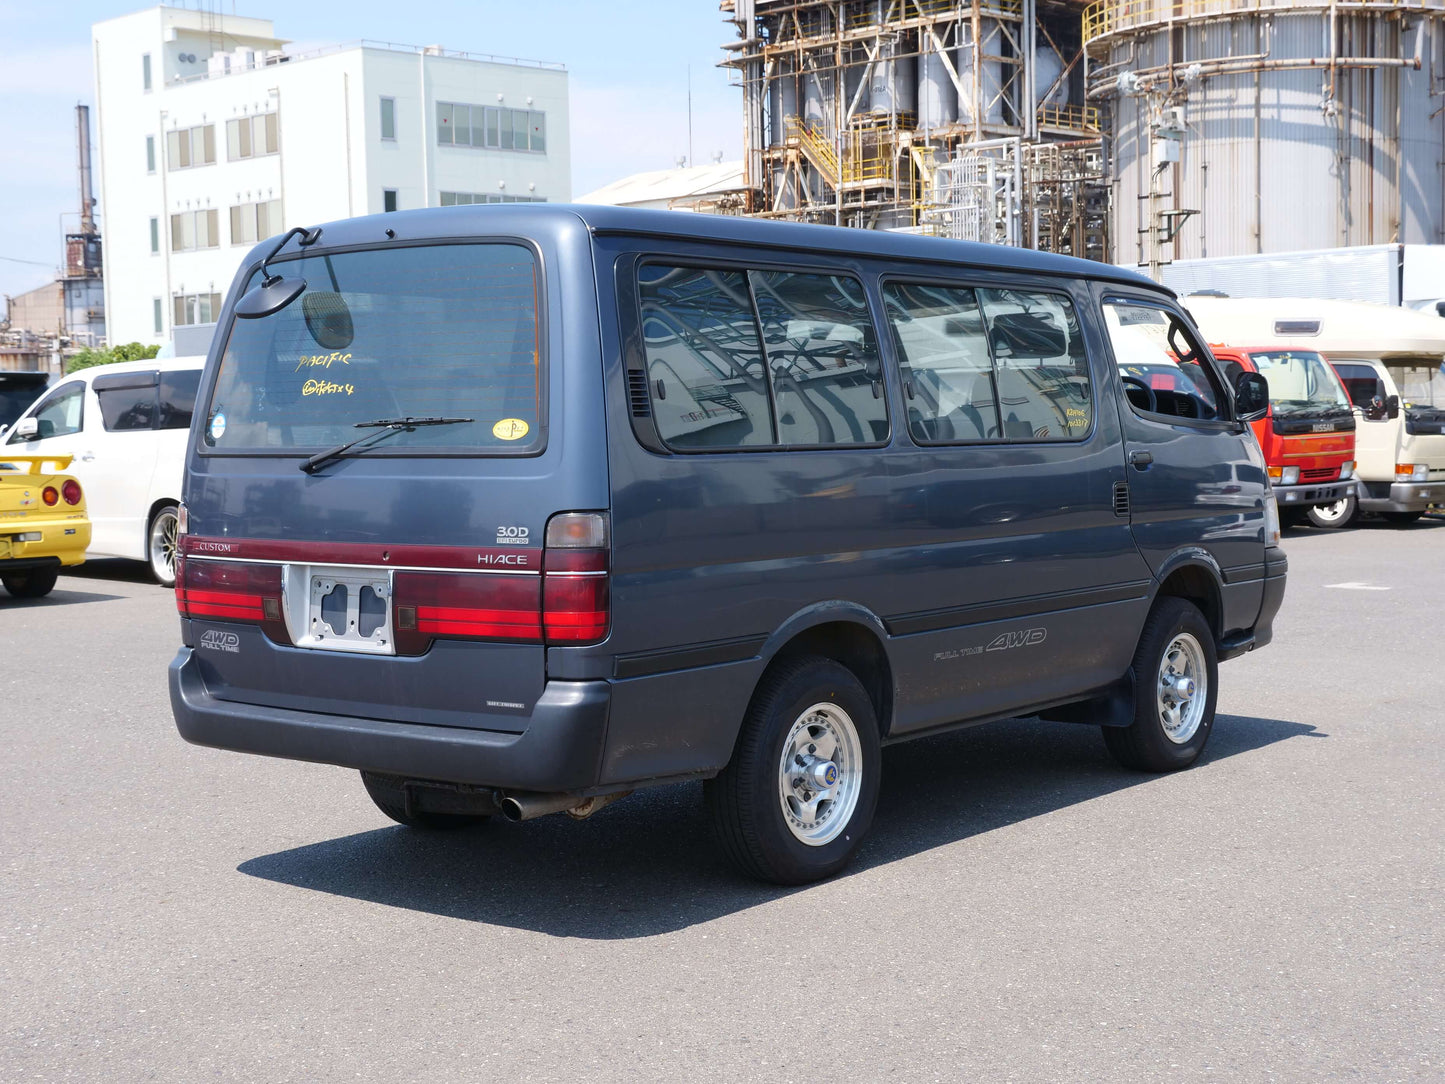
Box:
[1103,597,1219,772]
[2,568,59,598]
[1306,493,1357,529]
[705,657,880,885]
[148,504,180,587]
[1381,510,1425,525]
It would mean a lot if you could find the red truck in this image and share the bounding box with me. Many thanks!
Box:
[1209,346,1357,528]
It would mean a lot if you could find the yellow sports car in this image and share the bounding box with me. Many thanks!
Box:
[0,455,91,598]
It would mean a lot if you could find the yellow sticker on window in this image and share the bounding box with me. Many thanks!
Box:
[493,418,530,441]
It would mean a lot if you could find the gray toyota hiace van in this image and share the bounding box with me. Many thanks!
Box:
[170,206,1286,884]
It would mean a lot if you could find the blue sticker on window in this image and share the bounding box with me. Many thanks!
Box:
[209,412,226,441]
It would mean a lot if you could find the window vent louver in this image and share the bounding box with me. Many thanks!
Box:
[1113,481,1130,517]
[627,370,652,418]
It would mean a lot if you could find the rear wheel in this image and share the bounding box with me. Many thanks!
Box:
[1103,598,1218,772]
[1381,510,1425,525]
[1306,493,1356,529]
[2,568,59,598]
[705,657,880,885]
[148,504,180,587]
[360,772,491,830]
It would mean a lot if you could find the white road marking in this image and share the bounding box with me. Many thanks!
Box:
[1324,582,1392,591]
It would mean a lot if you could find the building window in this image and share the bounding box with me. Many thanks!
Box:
[166,125,216,170]
[229,198,283,245]
[439,191,546,205]
[436,102,546,153]
[153,298,163,335]
[226,112,279,160]
[380,97,396,140]
[383,189,398,213]
[142,53,152,92]
[149,217,159,254]
[146,135,156,174]
[173,292,222,327]
[170,209,220,252]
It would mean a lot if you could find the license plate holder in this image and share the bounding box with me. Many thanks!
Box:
[282,564,396,655]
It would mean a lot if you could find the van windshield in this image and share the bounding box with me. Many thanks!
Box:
[203,243,543,454]
[1390,362,1445,418]
[1248,350,1350,414]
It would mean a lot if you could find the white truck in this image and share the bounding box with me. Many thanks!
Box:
[1185,297,1445,526]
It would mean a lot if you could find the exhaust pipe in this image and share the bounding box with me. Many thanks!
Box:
[499,790,632,822]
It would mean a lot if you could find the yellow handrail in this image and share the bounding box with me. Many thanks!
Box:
[1037,103,1101,132]
[786,116,840,186]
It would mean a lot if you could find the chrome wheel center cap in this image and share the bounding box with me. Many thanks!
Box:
[808,760,839,789]
[1172,676,1195,701]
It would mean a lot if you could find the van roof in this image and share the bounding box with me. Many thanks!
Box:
[66,356,206,382]
[260,204,1162,292]
[1185,296,1445,360]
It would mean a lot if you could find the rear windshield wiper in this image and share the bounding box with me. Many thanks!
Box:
[300,416,473,474]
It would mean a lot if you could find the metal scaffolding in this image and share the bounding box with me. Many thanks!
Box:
[720,0,1110,261]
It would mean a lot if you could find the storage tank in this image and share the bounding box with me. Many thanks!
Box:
[918,32,958,129]
[1087,0,1445,263]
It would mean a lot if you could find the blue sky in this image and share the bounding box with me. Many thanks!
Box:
[0,1,743,305]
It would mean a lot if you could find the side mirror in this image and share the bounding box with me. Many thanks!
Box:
[14,417,39,441]
[1233,371,1269,423]
[1385,394,1400,420]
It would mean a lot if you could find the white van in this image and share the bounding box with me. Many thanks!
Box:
[1186,297,1445,525]
[3,357,205,583]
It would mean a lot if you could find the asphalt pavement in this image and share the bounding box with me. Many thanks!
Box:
[2,520,1441,1082]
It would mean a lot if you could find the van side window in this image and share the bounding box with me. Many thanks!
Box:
[96,382,158,432]
[9,382,85,442]
[159,370,202,430]
[750,271,888,445]
[1104,300,1226,422]
[882,283,1000,442]
[977,289,1092,440]
[1334,363,1385,409]
[637,265,775,449]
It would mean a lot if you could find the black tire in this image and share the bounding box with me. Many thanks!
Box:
[1381,510,1425,525]
[1305,493,1356,529]
[705,657,881,885]
[360,772,491,830]
[1102,597,1219,772]
[2,568,59,598]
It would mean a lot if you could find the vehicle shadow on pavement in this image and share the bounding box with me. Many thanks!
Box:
[60,559,157,585]
[238,712,1319,939]
[1,588,126,608]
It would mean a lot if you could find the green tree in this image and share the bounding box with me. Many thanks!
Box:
[65,342,161,375]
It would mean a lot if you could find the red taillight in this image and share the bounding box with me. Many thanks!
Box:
[392,571,542,654]
[42,486,59,506]
[176,559,286,638]
[61,479,82,506]
[542,512,610,645]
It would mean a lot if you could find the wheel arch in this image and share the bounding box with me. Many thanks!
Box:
[753,602,895,738]
[1150,549,1225,645]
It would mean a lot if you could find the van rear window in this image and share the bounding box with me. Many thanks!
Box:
[203,243,542,454]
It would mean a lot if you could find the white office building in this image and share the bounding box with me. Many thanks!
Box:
[93,7,570,349]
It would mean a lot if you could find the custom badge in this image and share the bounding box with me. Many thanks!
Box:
[493,418,529,441]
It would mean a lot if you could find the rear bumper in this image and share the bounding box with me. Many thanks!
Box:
[1356,479,1445,513]
[169,647,611,791]
[1271,480,1353,507]
[0,517,89,567]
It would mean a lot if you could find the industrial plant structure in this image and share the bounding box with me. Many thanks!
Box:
[1085,0,1445,276]
[722,0,1445,279]
[721,0,1110,260]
